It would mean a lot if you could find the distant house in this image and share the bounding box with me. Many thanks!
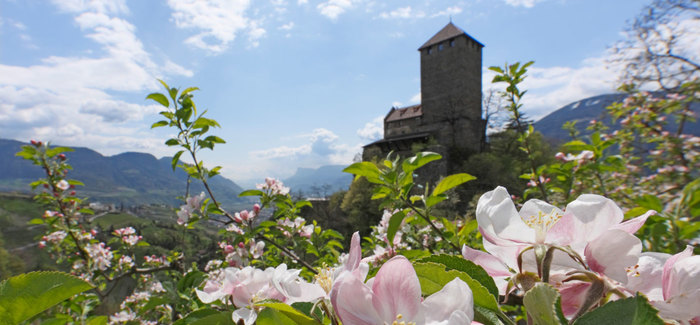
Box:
[363,22,486,179]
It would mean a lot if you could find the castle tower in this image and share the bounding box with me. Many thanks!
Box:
[418,22,485,152]
[363,22,485,172]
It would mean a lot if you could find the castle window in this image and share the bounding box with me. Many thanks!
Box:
[450,39,455,47]
[438,43,444,51]
[427,47,432,54]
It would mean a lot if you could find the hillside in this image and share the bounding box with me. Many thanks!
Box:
[534,93,700,141]
[0,139,245,208]
[283,165,352,197]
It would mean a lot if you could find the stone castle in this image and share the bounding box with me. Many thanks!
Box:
[363,22,486,178]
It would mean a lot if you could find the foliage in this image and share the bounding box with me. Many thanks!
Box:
[6,40,700,324]
[0,271,93,325]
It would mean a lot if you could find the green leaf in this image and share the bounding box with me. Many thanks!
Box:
[151,120,169,128]
[634,195,663,213]
[425,194,447,208]
[572,294,664,325]
[173,309,222,325]
[172,150,185,171]
[146,93,170,107]
[386,210,406,247]
[165,138,180,146]
[418,254,499,301]
[180,86,200,98]
[204,135,226,143]
[85,316,108,325]
[189,311,235,325]
[239,189,264,197]
[45,146,74,157]
[343,162,381,182]
[402,152,442,173]
[413,262,501,325]
[0,271,94,325]
[523,283,567,325]
[432,173,476,196]
[257,302,318,325]
[256,308,296,325]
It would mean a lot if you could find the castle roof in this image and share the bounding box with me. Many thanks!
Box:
[385,104,423,122]
[418,22,484,50]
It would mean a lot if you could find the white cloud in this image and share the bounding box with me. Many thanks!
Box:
[482,55,621,122]
[357,116,384,142]
[51,0,129,15]
[167,0,264,53]
[431,6,462,18]
[317,0,356,20]
[379,6,425,19]
[245,128,359,179]
[503,0,546,8]
[279,22,295,31]
[0,2,191,156]
[410,92,421,104]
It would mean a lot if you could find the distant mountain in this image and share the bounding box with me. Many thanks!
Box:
[283,165,352,197]
[0,139,244,208]
[534,93,700,141]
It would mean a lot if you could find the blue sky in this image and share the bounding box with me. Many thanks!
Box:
[0,0,667,186]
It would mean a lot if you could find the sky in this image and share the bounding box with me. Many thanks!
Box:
[0,0,674,187]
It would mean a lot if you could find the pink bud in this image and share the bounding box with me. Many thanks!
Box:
[240,210,249,221]
[224,245,234,254]
[253,204,261,214]
[237,242,245,249]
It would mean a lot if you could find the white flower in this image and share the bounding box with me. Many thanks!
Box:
[56,179,69,191]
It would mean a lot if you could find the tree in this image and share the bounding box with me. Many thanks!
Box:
[612,0,700,90]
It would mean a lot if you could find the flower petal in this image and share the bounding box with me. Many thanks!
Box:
[371,255,424,323]
[423,277,474,324]
[332,270,382,325]
[584,229,641,284]
[662,245,694,300]
[656,255,700,321]
[232,307,257,325]
[624,252,668,301]
[612,210,654,234]
[564,194,625,247]
[346,232,362,272]
[461,245,511,277]
[476,187,535,243]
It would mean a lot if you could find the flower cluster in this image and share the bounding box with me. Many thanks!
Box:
[256,177,290,196]
[462,186,699,322]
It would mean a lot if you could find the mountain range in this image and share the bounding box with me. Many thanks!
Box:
[283,165,353,197]
[534,93,700,141]
[0,139,245,208]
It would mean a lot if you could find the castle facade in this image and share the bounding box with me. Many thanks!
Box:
[363,23,486,178]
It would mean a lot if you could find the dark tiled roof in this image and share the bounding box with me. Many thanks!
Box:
[385,104,422,122]
[418,22,484,50]
[363,132,432,147]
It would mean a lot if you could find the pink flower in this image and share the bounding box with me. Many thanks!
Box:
[56,179,69,191]
[331,255,474,325]
[465,187,652,296]
[196,264,324,325]
[626,246,700,322]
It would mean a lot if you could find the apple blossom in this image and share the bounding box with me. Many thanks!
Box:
[331,255,474,325]
[56,179,69,191]
[625,246,700,323]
